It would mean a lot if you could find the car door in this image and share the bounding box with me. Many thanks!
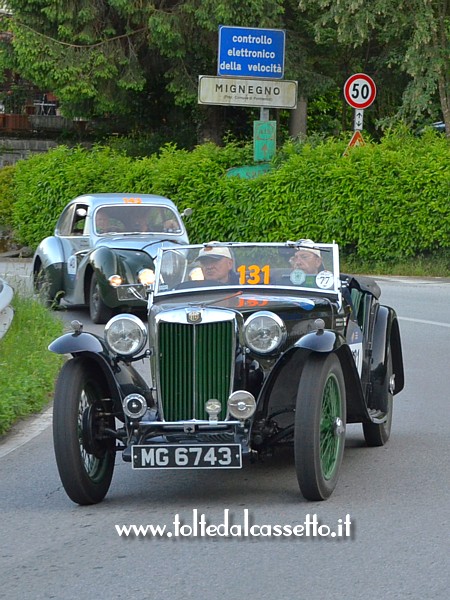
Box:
[57,203,92,300]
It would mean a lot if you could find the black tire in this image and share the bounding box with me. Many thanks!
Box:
[363,349,394,447]
[89,272,113,324]
[34,265,60,308]
[53,358,116,505]
[295,353,346,501]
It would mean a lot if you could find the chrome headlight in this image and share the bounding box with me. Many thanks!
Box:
[104,314,147,356]
[243,311,286,355]
[138,268,155,286]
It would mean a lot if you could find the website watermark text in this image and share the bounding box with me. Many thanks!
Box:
[115,510,352,539]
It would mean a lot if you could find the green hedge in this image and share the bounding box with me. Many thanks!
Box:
[11,145,134,248]
[0,165,16,227]
[8,130,450,261]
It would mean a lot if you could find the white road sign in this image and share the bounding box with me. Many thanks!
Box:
[343,73,376,109]
[198,76,298,109]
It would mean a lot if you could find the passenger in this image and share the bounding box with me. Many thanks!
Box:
[289,241,324,274]
[288,240,325,287]
[196,244,239,284]
[153,208,180,232]
[161,217,179,231]
[128,208,180,233]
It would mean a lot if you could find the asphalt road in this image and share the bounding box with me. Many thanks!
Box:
[1,274,449,599]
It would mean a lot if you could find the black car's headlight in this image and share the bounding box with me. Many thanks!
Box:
[243,311,286,355]
[137,268,155,286]
[104,314,147,356]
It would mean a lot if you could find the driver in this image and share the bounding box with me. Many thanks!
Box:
[196,244,239,284]
[95,211,114,234]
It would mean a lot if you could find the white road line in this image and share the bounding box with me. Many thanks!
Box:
[398,316,450,328]
[0,406,53,459]
[375,276,450,285]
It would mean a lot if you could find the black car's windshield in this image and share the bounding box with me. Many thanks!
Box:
[94,205,181,235]
[154,243,340,295]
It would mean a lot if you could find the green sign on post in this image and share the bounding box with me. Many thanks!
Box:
[226,163,272,179]
[254,120,276,162]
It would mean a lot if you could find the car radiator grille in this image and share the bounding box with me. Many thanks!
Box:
[158,321,235,421]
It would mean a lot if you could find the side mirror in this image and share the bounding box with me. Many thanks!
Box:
[181,208,193,218]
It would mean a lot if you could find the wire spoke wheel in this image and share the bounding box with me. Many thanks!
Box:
[295,353,346,500]
[53,358,115,505]
[320,374,344,479]
[77,389,109,482]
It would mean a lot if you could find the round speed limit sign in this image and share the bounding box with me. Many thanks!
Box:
[343,73,376,109]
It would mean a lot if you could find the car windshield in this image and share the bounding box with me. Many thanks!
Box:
[154,242,340,295]
[94,205,182,235]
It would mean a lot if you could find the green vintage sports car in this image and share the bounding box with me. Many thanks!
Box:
[49,241,405,505]
[32,193,190,323]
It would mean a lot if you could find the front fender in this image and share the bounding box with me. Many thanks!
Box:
[255,330,369,424]
[89,246,119,279]
[49,332,151,405]
[49,331,104,354]
[90,247,155,281]
[88,247,155,307]
[294,329,347,353]
[256,329,350,415]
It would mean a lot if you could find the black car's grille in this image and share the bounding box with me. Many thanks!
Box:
[158,320,234,421]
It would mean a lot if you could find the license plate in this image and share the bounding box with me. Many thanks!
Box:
[132,443,242,469]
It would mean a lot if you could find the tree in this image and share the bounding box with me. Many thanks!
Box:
[0,0,156,118]
[298,0,450,134]
[0,0,285,140]
[283,0,355,137]
[282,0,407,138]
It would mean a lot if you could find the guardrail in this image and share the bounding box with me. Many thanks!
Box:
[0,277,14,339]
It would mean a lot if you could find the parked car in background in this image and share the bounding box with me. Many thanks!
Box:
[32,193,190,323]
[49,241,404,505]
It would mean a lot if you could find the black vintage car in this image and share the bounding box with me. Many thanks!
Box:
[50,241,404,504]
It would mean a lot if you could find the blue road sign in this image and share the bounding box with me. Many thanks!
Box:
[218,25,285,79]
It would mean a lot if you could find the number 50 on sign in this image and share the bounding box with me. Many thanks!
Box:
[343,73,376,109]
